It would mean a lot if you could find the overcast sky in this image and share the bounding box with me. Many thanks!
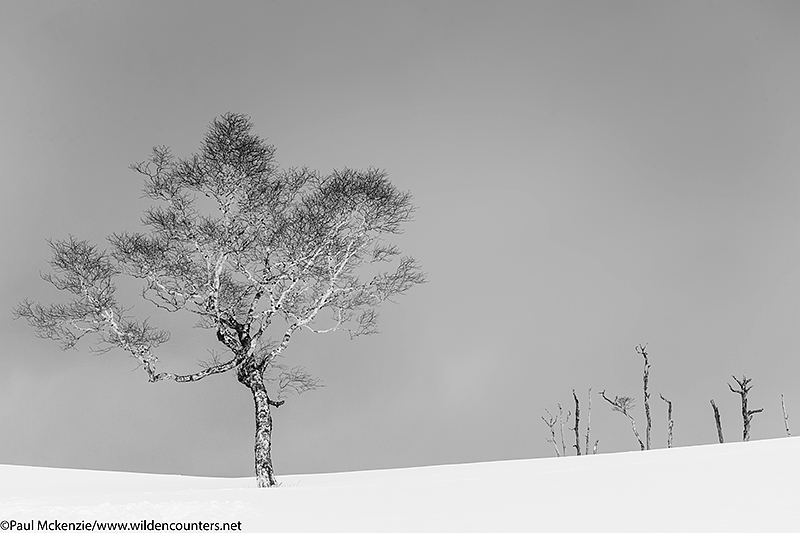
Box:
[2,1,800,478]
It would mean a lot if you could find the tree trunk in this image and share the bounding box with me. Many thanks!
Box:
[238,364,277,488]
[626,412,645,451]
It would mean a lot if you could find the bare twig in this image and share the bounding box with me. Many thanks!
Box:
[275,365,323,402]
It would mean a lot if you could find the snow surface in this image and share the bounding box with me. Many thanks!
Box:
[1,438,797,531]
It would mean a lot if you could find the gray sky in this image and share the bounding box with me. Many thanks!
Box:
[2,1,800,477]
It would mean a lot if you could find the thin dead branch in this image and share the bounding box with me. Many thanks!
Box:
[660,393,673,448]
[710,399,724,444]
[781,393,791,437]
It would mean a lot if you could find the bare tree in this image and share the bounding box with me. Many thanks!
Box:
[541,404,571,457]
[781,393,791,437]
[660,393,673,449]
[600,390,645,451]
[13,113,426,488]
[728,375,763,442]
[572,389,581,455]
[636,344,652,450]
[710,399,724,444]
[542,409,561,457]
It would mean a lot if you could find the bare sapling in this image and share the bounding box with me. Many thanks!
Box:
[781,393,791,437]
[572,389,581,455]
[600,390,645,451]
[728,375,763,442]
[710,399,724,443]
[558,403,571,457]
[542,409,561,457]
[636,344,652,450]
[585,387,595,454]
[660,393,673,448]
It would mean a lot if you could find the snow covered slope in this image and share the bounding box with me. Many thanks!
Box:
[1,437,797,531]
